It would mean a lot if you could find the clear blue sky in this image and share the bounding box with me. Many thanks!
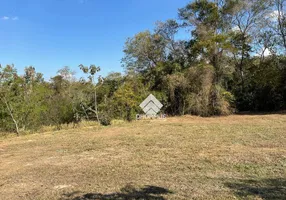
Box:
[0,0,190,80]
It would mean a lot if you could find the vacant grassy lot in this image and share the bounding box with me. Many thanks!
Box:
[0,114,286,200]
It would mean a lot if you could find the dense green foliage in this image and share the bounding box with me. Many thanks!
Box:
[1,0,286,134]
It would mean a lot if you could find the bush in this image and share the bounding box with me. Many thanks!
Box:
[99,112,112,126]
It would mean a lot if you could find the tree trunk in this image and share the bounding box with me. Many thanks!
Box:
[4,98,19,136]
[94,88,100,123]
[126,106,132,122]
[81,104,89,120]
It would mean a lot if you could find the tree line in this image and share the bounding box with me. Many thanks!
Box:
[1,0,286,134]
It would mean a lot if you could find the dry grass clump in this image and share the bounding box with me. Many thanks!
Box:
[111,119,126,125]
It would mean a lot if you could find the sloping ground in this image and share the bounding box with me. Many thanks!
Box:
[0,115,286,200]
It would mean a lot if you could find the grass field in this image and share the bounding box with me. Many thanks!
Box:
[0,114,286,200]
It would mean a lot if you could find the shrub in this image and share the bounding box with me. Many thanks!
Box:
[99,112,112,126]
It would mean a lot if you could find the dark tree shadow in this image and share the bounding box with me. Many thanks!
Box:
[236,110,286,115]
[61,184,173,200]
[225,178,286,200]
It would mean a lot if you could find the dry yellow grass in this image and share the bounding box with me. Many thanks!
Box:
[0,114,286,200]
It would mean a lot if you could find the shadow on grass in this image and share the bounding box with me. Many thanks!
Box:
[236,110,286,115]
[225,178,286,200]
[61,184,173,200]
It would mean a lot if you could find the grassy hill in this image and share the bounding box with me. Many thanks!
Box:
[0,114,286,200]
